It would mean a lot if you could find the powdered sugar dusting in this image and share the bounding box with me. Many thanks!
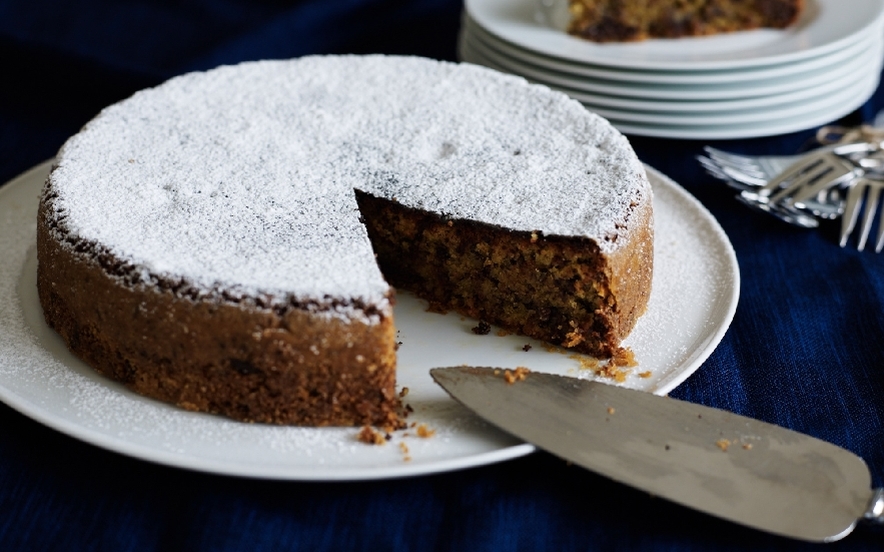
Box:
[45,55,649,309]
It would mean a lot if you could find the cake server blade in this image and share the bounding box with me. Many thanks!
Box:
[430,366,882,543]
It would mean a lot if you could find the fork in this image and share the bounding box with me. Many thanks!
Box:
[733,142,882,228]
[743,142,874,207]
[703,145,884,187]
[701,147,810,190]
[699,147,845,220]
[734,191,820,228]
[840,175,884,252]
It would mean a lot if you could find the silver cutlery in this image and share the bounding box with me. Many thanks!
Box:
[733,190,820,228]
[432,366,884,543]
[699,146,845,221]
[738,142,872,210]
[700,139,884,251]
[840,175,884,252]
[700,146,808,189]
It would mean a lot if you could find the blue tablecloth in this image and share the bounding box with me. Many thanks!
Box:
[2,1,883,550]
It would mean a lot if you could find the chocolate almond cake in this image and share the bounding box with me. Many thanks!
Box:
[37,55,653,426]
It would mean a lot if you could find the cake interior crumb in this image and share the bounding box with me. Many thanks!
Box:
[416,423,435,438]
[503,366,531,384]
[399,442,412,462]
[571,345,639,383]
[612,347,637,368]
[357,426,387,445]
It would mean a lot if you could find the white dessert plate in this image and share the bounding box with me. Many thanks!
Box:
[602,68,881,139]
[460,29,881,102]
[499,56,877,114]
[462,12,878,85]
[0,160,739,481]
[568,68,880,126]
[460,32,882,139]
[466,0,884,71]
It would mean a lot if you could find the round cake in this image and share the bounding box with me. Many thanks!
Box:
[37,55,653,427]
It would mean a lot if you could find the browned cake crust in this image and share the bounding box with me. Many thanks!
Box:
[36,57,654,428]
[37,199,401,428]
[38,181,651,425]
[355,191,653,358]
[567,0,804,42]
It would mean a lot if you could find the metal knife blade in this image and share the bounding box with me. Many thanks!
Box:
[430,366,882,543]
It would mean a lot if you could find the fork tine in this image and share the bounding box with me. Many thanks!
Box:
[857,184,881,252]
[787,168,858,207]
[697,156,727,177]
[875,200,884,253]
[719,165,768,188]
[767,149,861,207]
[755,150,832,197]
[768,159,839,204]
[702,147,769,178]
[697,156,766,189]
[698,148,779,181]
[703,147,757,168]
[840,183,865,247]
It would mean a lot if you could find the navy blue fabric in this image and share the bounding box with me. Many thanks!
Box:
[2,1,884,549]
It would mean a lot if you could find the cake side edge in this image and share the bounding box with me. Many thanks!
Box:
[37,193,400,428]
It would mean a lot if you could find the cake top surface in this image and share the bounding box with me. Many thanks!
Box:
[46,55,650,312]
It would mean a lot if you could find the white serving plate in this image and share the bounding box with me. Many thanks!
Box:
[0,161,739,480]
[604,72,880,139]
[560,69,880,126]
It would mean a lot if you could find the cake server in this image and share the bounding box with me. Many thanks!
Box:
[430,366,883,542]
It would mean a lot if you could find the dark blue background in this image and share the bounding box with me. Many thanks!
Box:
[2,1,883,549]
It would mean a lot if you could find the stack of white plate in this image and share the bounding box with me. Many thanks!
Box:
[458,0,884,139]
